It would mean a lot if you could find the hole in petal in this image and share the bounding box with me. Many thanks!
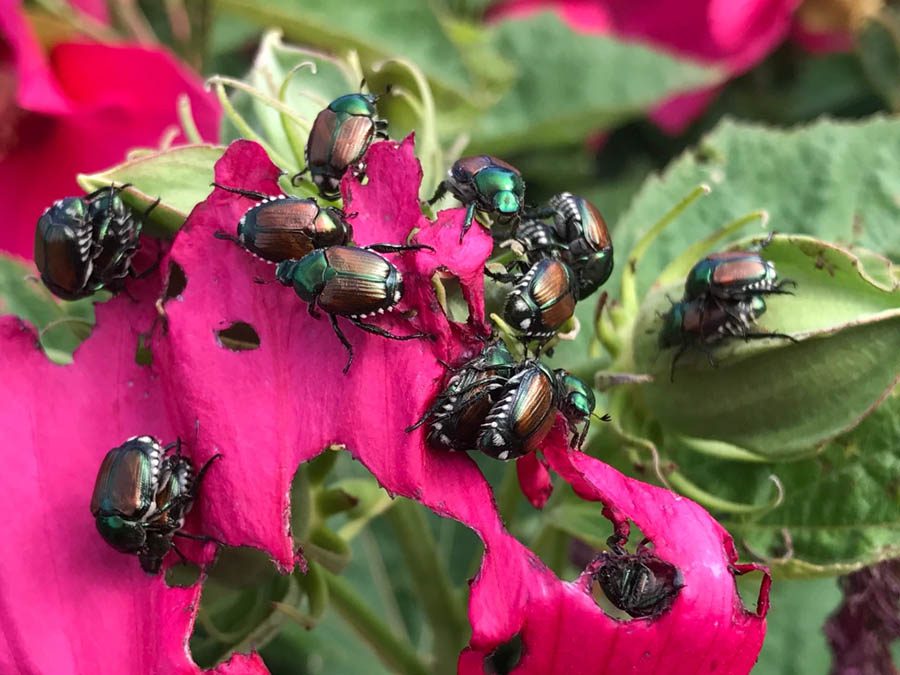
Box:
[135,332,153,366]
[189,546,287,668]
[432,271,471,324]
[484,633,523,674]
[162,261,188,301]
[165,561,201,587]
[733,563,772,617]
[215,321,260,351]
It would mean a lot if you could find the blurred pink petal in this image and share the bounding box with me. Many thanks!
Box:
[0,1,220,260]
[488,0,802,131]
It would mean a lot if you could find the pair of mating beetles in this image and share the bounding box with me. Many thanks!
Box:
[659,238,797,380]
[407,340,606,461]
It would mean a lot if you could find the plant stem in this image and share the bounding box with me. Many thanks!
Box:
[324,569,431,675]
[385,499,468,675]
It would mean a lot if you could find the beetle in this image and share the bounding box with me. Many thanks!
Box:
[428,155,525,241]
[34,185,146,300]
[503,258,577,345]
[406,340,519,452]
[90,436,220,574]
[522,193,614,299]
[293,92,389,200]
[477,361,558,461]
[275,244,433,373]
[591,536,684,619]
[684,249,792,303]
[554,369,608,449]
[211,183,352,262]
[659,295,796,381]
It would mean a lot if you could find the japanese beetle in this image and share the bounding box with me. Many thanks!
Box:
[90,436,220,574]
[660,296,795,381]
[275,244,433,373]
[547,192,614,298]
[591,536,684,619]
[295,93,389,200]
[503,258,577,345]
[554,369,605,449]
[684,250,791,302]
[428,155,525,241]
[406,340,518,452]
[34,185,145,300]
[477,361,558,461]
[212,183,352,263]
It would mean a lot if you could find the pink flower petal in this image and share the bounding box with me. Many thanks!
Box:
[154,138,500,566]
[0,7,220,260]
[0,281,265,674]
[460,423,769,674]
[516,452,554,509]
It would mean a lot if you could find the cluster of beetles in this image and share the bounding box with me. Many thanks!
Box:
[34,90,792,618]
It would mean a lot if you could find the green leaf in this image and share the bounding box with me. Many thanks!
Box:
[218,31,358,174]
[468,13,717,153]
[672,389,900,576]
[631,236,900,460]
[0,254,99,364]
[752,578,840,673]
[545,500,612,550]
[217,0,474,101]
[613,116,900,297]
[78,145,225,235]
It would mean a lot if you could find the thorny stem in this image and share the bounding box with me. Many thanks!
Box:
[324,569,431,675]
[385,499,467,675]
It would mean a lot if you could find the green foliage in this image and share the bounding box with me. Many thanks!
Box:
[613,117,900,296]
[0,255,98,364]
[469,13,716,152]
[78,145,225,235]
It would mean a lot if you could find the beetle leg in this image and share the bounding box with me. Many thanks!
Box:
[143,196,162,218]
[173,531,225,546]
[211,182,272,201]
[743,331,799,344]
[329,314,355,374]
[523,205,556,220]
[349,318,431,343]
[669,344,687,383]
[308,299,322,319]
[170,543,189,566]
[194,453,223,492]
[364,243,435,254]
[426,181,449,206]
[459,203,477,243]
[213,230,242,245]
[290,168,310,188]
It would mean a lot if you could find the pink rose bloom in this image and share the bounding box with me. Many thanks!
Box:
[0,0,219,260]
[488,0,803,132]
[0,137,768,673]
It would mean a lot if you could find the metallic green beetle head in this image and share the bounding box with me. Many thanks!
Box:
[556,371,595,422]
[328,92,378,117]
[275,250,329,302]
[95,514,147,553]
[474,167,524,215]
[658,302,686,349]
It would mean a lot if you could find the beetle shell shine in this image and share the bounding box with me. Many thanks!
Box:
[239,197,351,262]
[685,251,777,300]
[478,364,557,461]
[34,199,96,300]
[306,94,382,199]
[318,246,402,316]
[504,259,577,339]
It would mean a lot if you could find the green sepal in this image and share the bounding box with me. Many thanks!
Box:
[78,145,225,236]
[632,235,900,460]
